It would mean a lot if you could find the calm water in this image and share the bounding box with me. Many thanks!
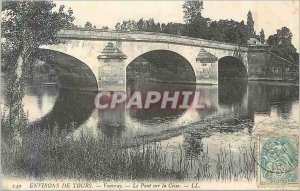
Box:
[2,79,299,161]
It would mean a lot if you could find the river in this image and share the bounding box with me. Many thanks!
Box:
[1,78,299,179]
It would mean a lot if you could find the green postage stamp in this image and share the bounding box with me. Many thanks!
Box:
[257,136,299,187]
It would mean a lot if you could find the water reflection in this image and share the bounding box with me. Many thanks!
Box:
[7,80,297,148]
[22,86,58,121]
[126,80,196,124]
[218,79,248,107]
[183,127,212,158]
[247,82,298,117]
[28,89,96,133]
[98,107,126,138]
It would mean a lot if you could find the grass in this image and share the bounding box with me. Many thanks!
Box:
[2,127,256,181]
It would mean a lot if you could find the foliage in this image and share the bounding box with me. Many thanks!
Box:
[259,29,265,44]
[116,20,137,32]
[183,18,249,45]
[182,0,204,24]
[84,21,93,29]
[182,15,209,39]
[113,2,298,57]
[115,18,162,32]
[1,1,75,135]
[267,27,298,63]
[2,1,74,79]
[114,4,250,46]
[114,16,250,46]
[247,11,255,38]
[161,22,184,35]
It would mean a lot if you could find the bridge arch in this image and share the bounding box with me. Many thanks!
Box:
[126,49,196,84]
[126,49,196,124]
[37,48,98,90]
[218,56,247,79]
[26,49,98,133]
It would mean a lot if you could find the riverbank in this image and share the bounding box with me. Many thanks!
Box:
[2,127,255,181]
[149,78,299,86]
[248,78,299,86]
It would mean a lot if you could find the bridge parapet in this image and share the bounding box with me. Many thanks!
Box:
[57,28,248,52]
[43,28,252,90]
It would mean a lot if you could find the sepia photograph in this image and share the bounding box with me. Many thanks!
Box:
[1,0,299,190]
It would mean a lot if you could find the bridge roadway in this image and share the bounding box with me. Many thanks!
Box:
[56,28,248,52]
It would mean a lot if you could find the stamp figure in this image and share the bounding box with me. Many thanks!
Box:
[257,137,299,187]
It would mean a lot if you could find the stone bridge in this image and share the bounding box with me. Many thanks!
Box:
[39,28,250,91]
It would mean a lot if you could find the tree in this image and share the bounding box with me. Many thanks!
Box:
[148,18,156,32]
[137,18,144,31]
[116,18,164,32]
[120,21,128,31]
[2,1,74,80]
[115,20,138,32]
[1,1,74,132]
[84,21,93,28]
[162,22,184,35]
[237,20,249,45]
[267,27,297,62]
[183,16,209,39]
[161,23,166,31]
[247,11,255,38]
[183,0,204,24]
[259,28,265,44]
[182,0,208,39]
[130,20,138,31]
[156,22,161,32]
[112,5,251,46]
[205,19,248,45]
[115,22,121,31]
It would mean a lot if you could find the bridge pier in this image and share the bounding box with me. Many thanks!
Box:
[194,48,219,85]
[96,42,128,127]
[97,42,127,92]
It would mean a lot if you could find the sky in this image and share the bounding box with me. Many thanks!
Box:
[55,0,299,50]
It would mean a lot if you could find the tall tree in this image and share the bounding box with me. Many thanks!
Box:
[237,20,249,45]
[267,27,297,62]
[183,0,204,24]
[1,1,74,132]
[259,28,265,44]
[2,1,74,81]
[247,11,255,38]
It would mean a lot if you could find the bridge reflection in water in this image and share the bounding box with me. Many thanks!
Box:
[11,71,296,171]
[16,48,298,157]
[22,78,298,147]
